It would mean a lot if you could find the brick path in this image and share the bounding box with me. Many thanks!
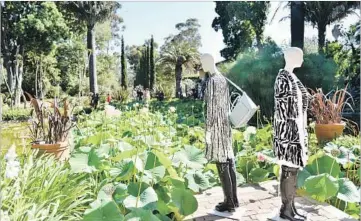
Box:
[185,181,357,221]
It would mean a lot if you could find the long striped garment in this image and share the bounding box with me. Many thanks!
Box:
[204,74,234,163]
[273,69,311,168]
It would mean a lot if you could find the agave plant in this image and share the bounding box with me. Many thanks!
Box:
[309,85,354,124]
[25,92,76,144]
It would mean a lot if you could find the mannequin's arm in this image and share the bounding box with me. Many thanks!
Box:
[274,74,291,119]
[204,77,215,124]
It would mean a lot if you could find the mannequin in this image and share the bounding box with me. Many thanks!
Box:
[273,47,311,221]
[201,53,239,213]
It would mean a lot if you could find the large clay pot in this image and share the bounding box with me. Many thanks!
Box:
[315,122,345,143]
[31,140,69,160]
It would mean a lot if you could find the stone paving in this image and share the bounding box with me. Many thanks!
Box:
[185,181,357,221]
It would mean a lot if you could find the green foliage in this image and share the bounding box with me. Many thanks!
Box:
[2,108,31,121]
[228,43,337,117]
[150,35,156,91]
[65,102,208,219]
[212,2,271,60]
[0,149,95,220]
[134,42,152,89]
[121,36,128,89]
[303,1,359,52]
[63,1,122,93]
[97,54,121,94]
[1,2,69,105]
[1,99,360,220]
[159,18,201,98]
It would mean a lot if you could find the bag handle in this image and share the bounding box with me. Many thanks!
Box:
[224,76,246,94]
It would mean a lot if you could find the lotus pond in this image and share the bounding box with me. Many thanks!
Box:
[1,100,360,220]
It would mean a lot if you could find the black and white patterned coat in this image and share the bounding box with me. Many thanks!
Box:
[204,74,234,163]
[273,69,311,168]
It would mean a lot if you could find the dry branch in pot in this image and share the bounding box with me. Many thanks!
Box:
[309,85,354,124]
[309,85,355,142]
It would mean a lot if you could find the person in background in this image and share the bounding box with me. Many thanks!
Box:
[137,88,143,101]
[145,88,151,102]
[93,93,99,109]
[106,93,112,104]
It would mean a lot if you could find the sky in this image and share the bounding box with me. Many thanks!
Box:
[120,2,360,62]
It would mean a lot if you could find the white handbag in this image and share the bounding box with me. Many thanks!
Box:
[225,77,259,128]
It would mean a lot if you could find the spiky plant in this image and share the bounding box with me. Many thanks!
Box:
[26,92,76,144]
[309,85,354,124]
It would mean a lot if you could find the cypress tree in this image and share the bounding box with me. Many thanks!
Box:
[144,44,150,89]
[120,36,127,89]
[150,35,155,91]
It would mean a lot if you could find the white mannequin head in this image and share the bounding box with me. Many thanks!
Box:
[200,53,218,75]
[283,47,304,73]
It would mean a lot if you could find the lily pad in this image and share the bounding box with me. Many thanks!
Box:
[171,187,198,216]
[306,155,341,178]
[124,208,161,221]
[304,174,339,201]
[69,153,93,173]
[109,161,135,181]
[249,168,269,183]
[297,168,311,188]
[185,171,209,193]
[83,199,124,221]
[113,183,128,204]
[337,178,359,203]
[172,145,207,169]
[123,182,158,209]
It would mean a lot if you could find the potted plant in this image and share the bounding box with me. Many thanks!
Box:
[26,93,76,160]
[309,85,354,143]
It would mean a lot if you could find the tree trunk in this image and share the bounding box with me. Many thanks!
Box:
[39,57,43,100]
[175,57,183,99]
[35,59,39,98]
[318,23,327,53]
[290,1,305,49]
[5,62,15,107]
[14,56,23,107]
[87,25,98,94]
[0,60,2,122]
[255,34,262,50]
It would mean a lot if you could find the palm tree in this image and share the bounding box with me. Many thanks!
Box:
[271,1,359,52]
[65,1,121,93]
[290,2,305,49]
[159,41,199,98]
[304,1,359,52]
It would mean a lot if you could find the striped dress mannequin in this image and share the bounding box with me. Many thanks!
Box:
[204,73,234,163]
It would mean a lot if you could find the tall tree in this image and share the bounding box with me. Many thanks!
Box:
[272,1,359,52]
[304,1,359,52]
[271,2,305,49]
[1,2,68,106]
[144,44,150,89]
[159,18,201,98]
[63,1,122,94]
[290,2,305,49]
[120,36,127,89]
[212,2,270,60]
[150,35,155,91]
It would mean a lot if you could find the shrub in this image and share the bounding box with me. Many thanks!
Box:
[1,147,95,220]
[228,44,337,118]
[3,108,31,121]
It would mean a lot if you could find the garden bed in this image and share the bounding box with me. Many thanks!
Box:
[1,100,359,220]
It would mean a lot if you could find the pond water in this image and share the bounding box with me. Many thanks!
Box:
[0,122,31,155]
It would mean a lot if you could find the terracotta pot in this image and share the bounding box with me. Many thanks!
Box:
[31,140,69,160]
[315,122,345,143]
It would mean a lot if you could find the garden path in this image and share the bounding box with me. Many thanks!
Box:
[186,180,357,221]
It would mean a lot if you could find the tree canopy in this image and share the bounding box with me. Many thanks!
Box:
[212,1,270,60]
